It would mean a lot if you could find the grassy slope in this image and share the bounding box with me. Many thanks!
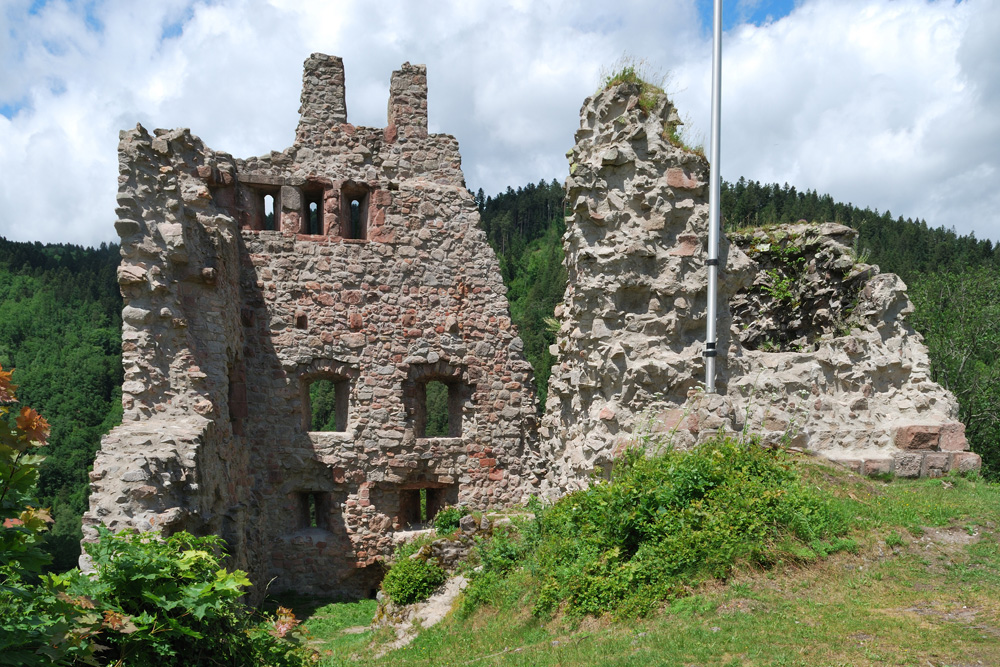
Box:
[302,462,1000,666]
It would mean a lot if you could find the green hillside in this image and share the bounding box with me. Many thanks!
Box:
[0,238,122,571]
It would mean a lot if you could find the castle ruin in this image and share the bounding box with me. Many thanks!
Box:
[84,55,979,598]
[83,55,541,597]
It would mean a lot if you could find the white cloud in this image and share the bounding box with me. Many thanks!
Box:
[0,0,997,246]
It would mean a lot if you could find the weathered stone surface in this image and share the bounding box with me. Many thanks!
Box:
[83,54,541,600]
[895,425,942,451]
[540,80,976,490]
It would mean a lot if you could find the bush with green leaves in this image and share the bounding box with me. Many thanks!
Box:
[42,528,310,666]
[461,436,853,619]
[432,505,469,533]
[381,542,446,606]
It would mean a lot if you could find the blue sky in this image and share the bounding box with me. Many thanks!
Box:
[1,0,998,246]
[697,0,798,29]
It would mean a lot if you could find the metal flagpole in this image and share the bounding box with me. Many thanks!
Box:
[704,0,723,393]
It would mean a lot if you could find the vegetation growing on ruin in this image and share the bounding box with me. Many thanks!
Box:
[381,539,447,606]
[307,459,1000,665]
[457,436,854,620]
[602,63,661,114]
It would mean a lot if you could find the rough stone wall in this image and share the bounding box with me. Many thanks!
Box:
[541,82,980,492]
[84,54,541,598]
[726,224,981,477]
[538,82,753,490]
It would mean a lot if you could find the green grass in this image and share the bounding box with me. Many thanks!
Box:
[299,464,1000,666]
[306,599,379,660]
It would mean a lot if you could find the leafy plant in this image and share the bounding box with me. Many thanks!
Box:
[0,366,311,665]
[433,505,469,533]
[381,542,446,606]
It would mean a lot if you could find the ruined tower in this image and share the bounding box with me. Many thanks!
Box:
[83,54,540,597]
[540,80,980,489]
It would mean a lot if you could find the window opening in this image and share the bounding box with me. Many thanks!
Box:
[297,491,328,529]
[295,312,308,330]
[424,380,450,437]
[350,200,362,239]
[263,194,275,231]
[415,379,461,438]
[398,487,448,527]
[308,378,349,432]
[340,182,369,240]
[302,188,324,235]
[308,202,321,234]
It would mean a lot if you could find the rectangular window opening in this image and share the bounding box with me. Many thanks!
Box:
[416,380,462,438]
[398,487,449,528]
[297,491,329,530]
[307,377,349,432]
[340,182,369,240]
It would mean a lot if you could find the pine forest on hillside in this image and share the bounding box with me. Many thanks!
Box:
[1,177,997,572]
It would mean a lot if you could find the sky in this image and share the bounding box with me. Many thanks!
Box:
[1,0,997,247]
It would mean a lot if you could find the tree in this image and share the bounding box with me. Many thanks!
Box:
[909,268,1000,479]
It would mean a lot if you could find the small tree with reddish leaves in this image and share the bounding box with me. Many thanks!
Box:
[0,364,53,579]
[1,364,105,664]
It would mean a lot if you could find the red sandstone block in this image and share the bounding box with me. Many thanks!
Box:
[488,469,505,481]
[923,452,951,478]
[861,458,892,476]
[480,458,497,467]
[894,425,941,450]
[666,168,700,190]
[939,422,969,451]
[952,451,982,473]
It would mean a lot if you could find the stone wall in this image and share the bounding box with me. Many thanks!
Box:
[84,54,541,598]
[540,82,980,492]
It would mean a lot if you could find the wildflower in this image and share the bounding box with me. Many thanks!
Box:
[271,606,301,638]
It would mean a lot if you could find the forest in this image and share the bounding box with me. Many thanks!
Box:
[1,176,997,572]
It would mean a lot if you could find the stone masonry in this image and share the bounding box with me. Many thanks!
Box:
[540,81,980,491]
[85,56,980,600]
[83,54,541,598]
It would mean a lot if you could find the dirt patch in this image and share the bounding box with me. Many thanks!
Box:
[717,598,763,615]
[918,526,981,547]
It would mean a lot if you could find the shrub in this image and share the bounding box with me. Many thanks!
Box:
[461,435,853,619]
[0,364,311,666]
[381,543,446,606]
[36,528,312,666]
[433,505,469,533]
